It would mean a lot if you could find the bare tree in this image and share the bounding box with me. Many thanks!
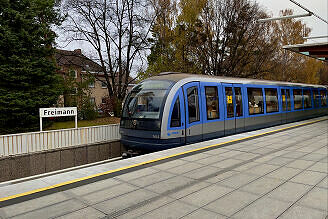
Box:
[62,0,155,116]
[197,0,278,77]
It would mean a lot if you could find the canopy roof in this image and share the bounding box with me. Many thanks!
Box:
[283,42,328,62]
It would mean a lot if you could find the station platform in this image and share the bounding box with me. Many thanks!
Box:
[0,116,327,219]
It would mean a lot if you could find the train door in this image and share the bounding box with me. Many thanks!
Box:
[281,88,291,123]
[183,82,203,144]
[222,84,245,135]
[222,83,245,135]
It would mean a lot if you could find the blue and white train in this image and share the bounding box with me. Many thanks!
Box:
[120,73,328,151]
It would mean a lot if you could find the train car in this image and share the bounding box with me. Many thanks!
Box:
[120,72,328,151]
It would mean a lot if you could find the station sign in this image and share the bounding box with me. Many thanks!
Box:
[39,107,78,131]
[40,107,77,118]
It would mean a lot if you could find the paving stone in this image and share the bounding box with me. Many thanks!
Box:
[219,150,245,158]
[93,189,157,216]
[279,205,327,219]
[82,183,138,204]
[10,199,86,219]
[67,178,121,196]
[313,147,328,155]
[167,162,204,175]
[297,187,328,211]
[316,177,328,189]
[205,170,239,184]
[195,155,228,165]
[211,158,243,169]
[145,175,195,194]
[182,208,227,219]
[240,177,285,196]
[204,190,258,217]
[290,170,326,186]
[180,184,233,207]
[115,167,159,181]
[266,167,302,181]
[252,155,276,163]
[301,153,327,162]
[116,196,175,219]
[318,157,328,163]
[169,181,211,199]
[129,171,176,187]
[232,197,291,219]
[267,182,311,202]
[265,157,294,166]
[251,147,275,155]
[233,162,259,172]
[286,160,316,170]
[219,173,259,188]
[238,145,262,152]
[245,163,279,176]
[182,166,222,180]
[233,152,258,161]
[306,162,328,173]
[152,159,189,170]
[296,146,318,153]
[201,148,230,155]
[139,200,198,219]
[1,192,70,217]
[181,152,211,161]
[56,207,106,219]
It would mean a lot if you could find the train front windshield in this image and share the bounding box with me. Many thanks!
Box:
[121,80,173,130]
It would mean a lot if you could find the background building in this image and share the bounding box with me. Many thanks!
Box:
[55,49,135,114]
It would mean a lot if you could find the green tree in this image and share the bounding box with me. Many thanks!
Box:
[0,0,63,134]
[62,69,97,120]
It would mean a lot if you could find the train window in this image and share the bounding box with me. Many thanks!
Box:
[187,86,200,123]
[235,87,243,117]
[247,88,264,115]
[123,90,167,119]
[286,89,291,111]
[282,90,287,111]
[303,89,312,109]
[265,88,279,113]
[205,86,219,120]
[170,97,181,127]
[293,89,303,110]
[225,87,234,118]
[313,89,320,108]
[321,90,327,106]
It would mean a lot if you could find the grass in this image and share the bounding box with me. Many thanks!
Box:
[44,117,121,131]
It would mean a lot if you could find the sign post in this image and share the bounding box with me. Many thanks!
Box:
[39,107,78,131]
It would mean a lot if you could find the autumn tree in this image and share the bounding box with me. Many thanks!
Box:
[263,9,324,85]
[144,0,278,78]
[264,9,311,82]
[62,0,155,116]
[142,0,178,79]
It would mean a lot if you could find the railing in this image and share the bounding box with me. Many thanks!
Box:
[0,124,120,157]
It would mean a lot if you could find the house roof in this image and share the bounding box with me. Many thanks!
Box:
[283,42,328,63]
[55,48,136,84]
[55,49,103,72]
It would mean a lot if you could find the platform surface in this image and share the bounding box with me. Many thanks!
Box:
[0,117,327,219]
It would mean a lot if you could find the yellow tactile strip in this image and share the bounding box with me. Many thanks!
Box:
[0,117,326,203]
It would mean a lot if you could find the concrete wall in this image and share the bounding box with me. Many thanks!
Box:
[0,140,123,182]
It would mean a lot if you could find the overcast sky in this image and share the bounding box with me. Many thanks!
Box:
[256,0,328,43]
[56,0,328,53]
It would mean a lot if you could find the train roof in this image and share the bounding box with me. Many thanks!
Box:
[146,72,327,88]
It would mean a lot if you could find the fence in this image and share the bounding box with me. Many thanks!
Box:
[0,124,120,157]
